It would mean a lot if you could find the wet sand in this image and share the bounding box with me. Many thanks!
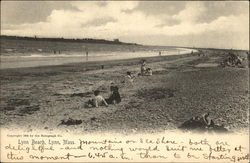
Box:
[0,49,249,134]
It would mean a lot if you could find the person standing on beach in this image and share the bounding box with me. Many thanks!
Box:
[84,47,89,61]
[86,51,88,61]
[141,60,146,75]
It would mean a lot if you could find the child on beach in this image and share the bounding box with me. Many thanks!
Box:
[145,68,153,76]
[86,90,108,108]
[106,83,121,104]
[126,71,135,83]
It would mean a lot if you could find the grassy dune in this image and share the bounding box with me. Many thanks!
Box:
[0,49,249,134]
[1,36,176,56]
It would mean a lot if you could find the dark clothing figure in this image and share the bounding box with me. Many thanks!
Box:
[106,85,121,104]
[179,116,203,130]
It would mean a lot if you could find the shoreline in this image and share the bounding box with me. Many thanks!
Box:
[0,52,196,73]
[0,48,196,69]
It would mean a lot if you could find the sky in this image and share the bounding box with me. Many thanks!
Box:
[1,1,249,50]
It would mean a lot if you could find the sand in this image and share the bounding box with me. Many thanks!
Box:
[0,49,249,134]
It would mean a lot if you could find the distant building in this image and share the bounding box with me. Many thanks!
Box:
[113,39,120,42]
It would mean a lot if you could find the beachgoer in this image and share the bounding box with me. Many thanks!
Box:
[87,90,108,107]
[141,60,147,75]
[179,113,227,132]
[200,112,215,128]
[145,68,153,76]
[203,113,210,125]
[179,113,212,130]
[235,55,242,65]
[126,71,135,83]
[106,83,121,104]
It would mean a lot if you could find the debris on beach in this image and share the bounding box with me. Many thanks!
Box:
[1,106,15,111]
[179,113,229,133]
[7,98,30,106]
[18,105,40,115]
[54,91,92,97]
[90,117,97,121]
[59,118,82,126]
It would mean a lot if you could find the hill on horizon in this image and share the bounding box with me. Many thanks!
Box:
[1,35,147,56]
[0,35,139,45]
[1,35,182,56]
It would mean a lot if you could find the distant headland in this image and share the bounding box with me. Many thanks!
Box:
[0,35,140,46]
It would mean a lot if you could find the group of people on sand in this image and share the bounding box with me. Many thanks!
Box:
[179,112,228,132]
[226,53,244,66]
[85,83,121,108]
[220,51,248,68]
[85,59,153,108]
[125,60,152,83]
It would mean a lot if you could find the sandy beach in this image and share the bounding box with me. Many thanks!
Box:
[0,49,249,134]
[1,2,249,163]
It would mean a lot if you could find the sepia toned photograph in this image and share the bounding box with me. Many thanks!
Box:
[0,1,249,162]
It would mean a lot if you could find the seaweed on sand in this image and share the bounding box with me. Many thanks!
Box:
[18,105,40,115]
[59,118,82,126]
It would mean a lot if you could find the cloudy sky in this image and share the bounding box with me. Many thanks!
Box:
[1,1,249,49]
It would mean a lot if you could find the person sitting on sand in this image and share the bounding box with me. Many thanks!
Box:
[86,90,108,108]
[200,112,214,127]
[179,112,228,132]
[106,83,121,104]
[179,113,214,130]
[126,71,135,82]
[145,68,153,76]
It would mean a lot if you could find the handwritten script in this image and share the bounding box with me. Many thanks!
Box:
[2,132,249,162]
